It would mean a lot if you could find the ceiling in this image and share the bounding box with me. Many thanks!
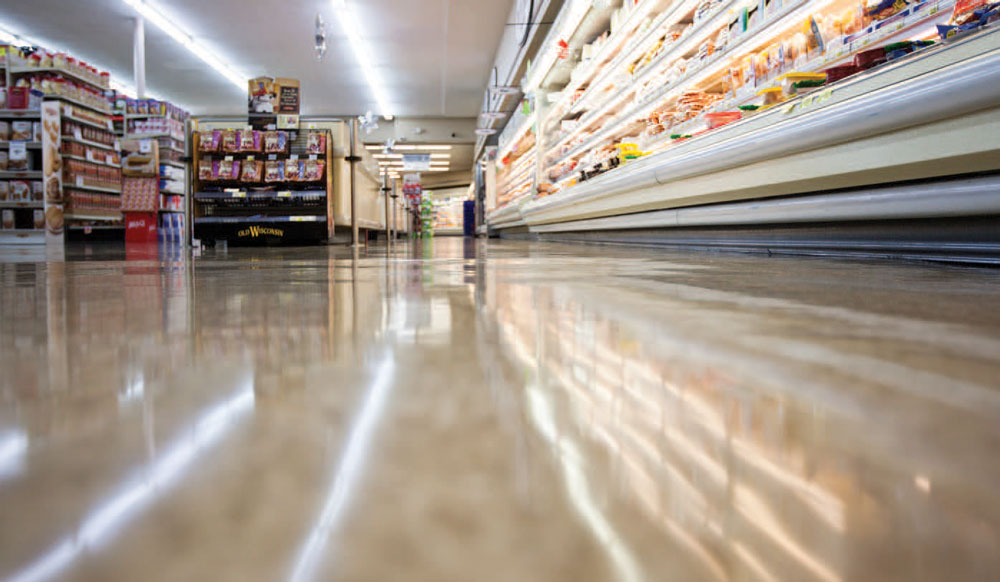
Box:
[1,0,514,117]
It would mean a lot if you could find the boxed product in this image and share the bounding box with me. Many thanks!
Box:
[240,159,263,182]
[220,129,239,152]
[0,151,7,171]
[32,121,41,142]
[284,159,301,181]
[306,131,326,154]
[198,158,213,181]
[31,180,42,201]
[264,160,284,182]
[2,209,13,229]
[11,121,32,141]
[0,121,8,140]
[263,131,287,153]
[238,129,261,152]
[199,129,221,152]
[34,209,44,229]
[9,181,29,201]
[303,160,325,181]
[121,139,158,176]
[0,181,8,201]
[216,159,240,180]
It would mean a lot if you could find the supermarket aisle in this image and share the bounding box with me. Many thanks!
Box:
[2,239,1000,581]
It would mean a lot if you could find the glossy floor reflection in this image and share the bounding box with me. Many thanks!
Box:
[2,238,1000,581]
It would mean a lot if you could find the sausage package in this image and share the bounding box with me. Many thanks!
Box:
[240,160,263,182]
[264,160,284,182]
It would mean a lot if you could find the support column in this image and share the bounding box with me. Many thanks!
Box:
[133,17,146,98]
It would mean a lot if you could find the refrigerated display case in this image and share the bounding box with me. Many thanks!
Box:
[486,0,1000,259]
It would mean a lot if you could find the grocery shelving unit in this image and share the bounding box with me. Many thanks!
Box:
[487,0,1000,260]
[191,125,334,245]
[123,100,189,242]
[1,52,122,245]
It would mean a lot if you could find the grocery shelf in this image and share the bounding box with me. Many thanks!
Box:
[62,135,116,151]
[562,0,703,120]
[547,0,888,169]
[67,224,123,230]
[525,0,620,93]
[126,132,185,140]
[0,201,43,208]
[125,113,182,120]
[66,182,121,194]
[195,189,326,201]
[160,160,186,169]
[62,154,120,168]
[0,141,41,148]
[158,208,185,213]
[194,215,326,224]
[64,211,122,221]
[548,0,672,122]
[62,110,113,131]
[43,94,112,116]
[0,109,41,118]
[0,229,44,243]
[497,113,537,159]
[8,66,108,92]
[0,170,42,179]
[547,0,740,160]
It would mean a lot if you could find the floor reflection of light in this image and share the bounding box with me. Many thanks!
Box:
[0,431,28,480]
[289,354,396,582]
[735,484,841,582]
[527,386,643,582]
[5,381,255,582]
[733,541,779,582]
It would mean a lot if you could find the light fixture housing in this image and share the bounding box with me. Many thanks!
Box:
[331,0,392,118]
[121,0,246,89]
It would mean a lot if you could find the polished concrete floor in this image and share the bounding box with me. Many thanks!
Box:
[2,238,1000,581]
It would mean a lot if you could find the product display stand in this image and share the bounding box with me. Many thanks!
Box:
[191,124,334,245]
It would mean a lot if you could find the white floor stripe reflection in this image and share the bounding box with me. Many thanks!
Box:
[5,381,256,582]
[289,354,396,582]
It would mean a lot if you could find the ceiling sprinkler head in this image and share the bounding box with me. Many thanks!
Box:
[359,111,379,134]
[315,14,328,60]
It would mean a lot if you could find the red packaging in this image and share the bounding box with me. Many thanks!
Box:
[7,87,30,109]
[824,63,862,83]
[705,111,741,129]
[854,46,887,69]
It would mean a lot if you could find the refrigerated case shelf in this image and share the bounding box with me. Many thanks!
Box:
[512,30,1000,228]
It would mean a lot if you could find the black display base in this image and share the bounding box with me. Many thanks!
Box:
[195,219,327,246]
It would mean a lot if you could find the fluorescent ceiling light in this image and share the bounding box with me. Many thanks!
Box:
[0,19,163,103]
[365,145,453,151]
[0,22,29,47]
[121,0,245,89]
[331,0,392,118]
[373,153,449,159]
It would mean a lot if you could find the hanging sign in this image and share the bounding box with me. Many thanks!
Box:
[402,173,422,201]
[402,154,431,172]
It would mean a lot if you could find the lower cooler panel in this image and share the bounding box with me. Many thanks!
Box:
[504,216,1000,264]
